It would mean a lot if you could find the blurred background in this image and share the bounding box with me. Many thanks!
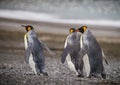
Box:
[0,0,120,36]
[0,0,120,20]
[0,0,120,85]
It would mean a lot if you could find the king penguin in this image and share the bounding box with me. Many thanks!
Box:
[76,26,108,79]
[61,28,84,77]
[22,25,54,76]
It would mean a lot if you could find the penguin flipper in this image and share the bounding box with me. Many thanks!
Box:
[78,45,88,63]
[102,50,109,65]
[39,41,55,56]
[25,47,31,64]
[61,46,70,64]
[104,58,109,65]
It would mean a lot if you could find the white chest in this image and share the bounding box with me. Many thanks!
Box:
[80,35,83,48]
[24,34,28,50]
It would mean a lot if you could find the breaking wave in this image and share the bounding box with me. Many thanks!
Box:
[0,9,120,27]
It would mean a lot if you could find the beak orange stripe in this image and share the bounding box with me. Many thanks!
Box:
[76,30,79,32]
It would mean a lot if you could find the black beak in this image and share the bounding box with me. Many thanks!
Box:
[21,25,26,27]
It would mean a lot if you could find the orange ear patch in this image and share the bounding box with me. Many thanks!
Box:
[76,30,80,32]
[69,28,75,33]
[70,29,74,33]
[83,26,87,32]
[28,27,31,31]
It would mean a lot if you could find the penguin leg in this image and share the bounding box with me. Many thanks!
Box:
[101,68,106,79]
[35,65,41,75]
[101,72,106,79]
[100,65,106,79]
[88,72,104,79]
[75,61,84,77]
[91,73,102,79]
[87,69,106,79]
[87,71,95,78]
[87,73,92,78]
[37,64,48,76]
[77,69,84,77]
[40,69,48,76]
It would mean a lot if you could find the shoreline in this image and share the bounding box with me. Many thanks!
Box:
[0,17,120,85]
[0,17,120,43]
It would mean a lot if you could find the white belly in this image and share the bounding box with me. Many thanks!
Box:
[29,53,37,75]
[83,54,90,77]
[66,54,78,75]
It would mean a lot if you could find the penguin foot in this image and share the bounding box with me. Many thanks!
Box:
[77,74,84,78]
[87,73,101,79]
[90,73,103,79]
[42,72,48,76]
[101,73,106,79]
[87,75,92,78]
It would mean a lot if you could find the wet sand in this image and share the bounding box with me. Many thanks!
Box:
[0,18,120,85]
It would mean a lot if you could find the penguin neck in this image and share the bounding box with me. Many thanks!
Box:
[27,29,33,34]
[83,29,88,34]
[82,29,88,38]
[28,30,37,38]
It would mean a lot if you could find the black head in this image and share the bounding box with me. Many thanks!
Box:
[69,28,76,34]
[22,25,34,32]
[77,26,87,33]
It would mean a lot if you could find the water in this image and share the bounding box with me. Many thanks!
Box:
[0,0,120,20]
[0,0,120,28]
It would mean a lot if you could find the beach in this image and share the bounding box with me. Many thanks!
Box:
[0,16,120,85]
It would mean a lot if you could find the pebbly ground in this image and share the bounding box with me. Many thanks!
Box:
[0,29,120,85]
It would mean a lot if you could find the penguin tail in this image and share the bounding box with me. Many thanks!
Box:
[104,58,109,65]
[102,50,109,65]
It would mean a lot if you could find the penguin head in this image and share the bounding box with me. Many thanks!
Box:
[77,26,87,33]
[69,28,76,34]
[22,25,34,32]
